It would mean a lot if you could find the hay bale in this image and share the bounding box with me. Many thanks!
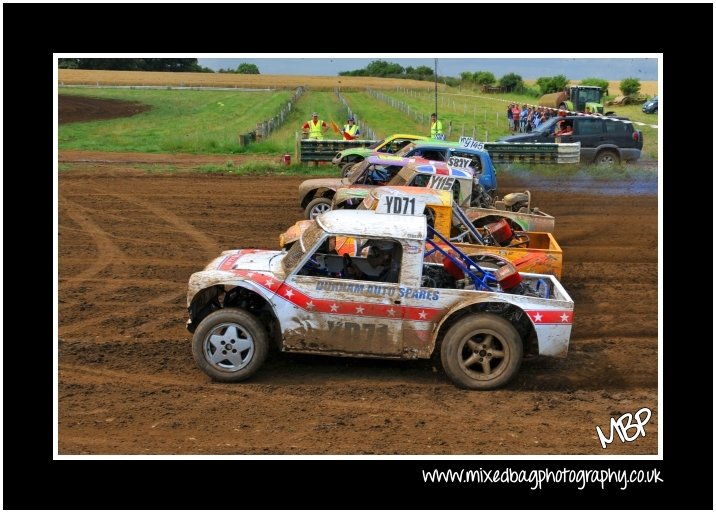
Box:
[607,95,628,106]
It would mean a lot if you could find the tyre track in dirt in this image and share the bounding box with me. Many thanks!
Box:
[76,181,221,256]
[59,180,223,338]
[59,195,126,284]
[58,164,659,455]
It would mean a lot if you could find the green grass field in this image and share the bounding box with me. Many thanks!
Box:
[59,88,293,153]
[58,83,659,159]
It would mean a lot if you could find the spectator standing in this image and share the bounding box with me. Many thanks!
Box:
[511,104,521,133]
[519,105,529,133]
[525,107,533,132]
[430,113,444,140]
[342,116,360,140]
[540,108,549,125]
[532,109,541,130]
[507,104,514,131]
[302,112,328,140]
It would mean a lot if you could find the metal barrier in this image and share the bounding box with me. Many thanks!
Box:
[481,142,581,164]
[297,138,580,165]
[297,137,379,163]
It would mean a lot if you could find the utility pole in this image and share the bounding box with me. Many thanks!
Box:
[434,58,438,124]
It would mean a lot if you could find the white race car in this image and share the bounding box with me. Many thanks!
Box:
[186,207,574,390]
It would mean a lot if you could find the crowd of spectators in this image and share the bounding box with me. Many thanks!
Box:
[507,104,561,133]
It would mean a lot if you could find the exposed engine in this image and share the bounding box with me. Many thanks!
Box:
[492,190,540,214]
[470,183,494,208]
[421,264,457,289]
[480,219,530,248]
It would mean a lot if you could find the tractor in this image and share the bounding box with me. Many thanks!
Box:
[539,85,614,115]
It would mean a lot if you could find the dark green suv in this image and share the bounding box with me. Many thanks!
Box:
[499,116,643,165]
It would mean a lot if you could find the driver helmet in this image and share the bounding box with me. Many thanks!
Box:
[367,246,384,259]
[367,241,393,262]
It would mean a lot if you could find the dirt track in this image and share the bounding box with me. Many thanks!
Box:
[57,97,659,455]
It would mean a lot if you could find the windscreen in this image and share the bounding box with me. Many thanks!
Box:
[282,222,326,274]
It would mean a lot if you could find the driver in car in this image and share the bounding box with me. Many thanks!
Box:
[367,165,390,185]
[344,242,400,282]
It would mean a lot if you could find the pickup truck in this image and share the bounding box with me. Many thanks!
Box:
[367,187,562,276]
[187,209,574,390]
[283,187,563,278]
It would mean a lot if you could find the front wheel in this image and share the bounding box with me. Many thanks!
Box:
[594,149,620,166]
[341,162,355,177]
[440,313,522,390]
[304,197,332,219]
[192,308,269,382]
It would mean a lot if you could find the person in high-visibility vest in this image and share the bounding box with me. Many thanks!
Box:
[430,113,444,140]
[342,116,361,140]
[302,112,328,140]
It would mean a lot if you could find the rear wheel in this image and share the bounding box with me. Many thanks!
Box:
[440,313,522,390]
[192,308,269,382]
[594,149,620,166]
[304,197,332,219]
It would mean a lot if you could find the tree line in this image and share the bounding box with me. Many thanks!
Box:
[339,60,642,96]
[58,59,260,75]
[58,58,212,72]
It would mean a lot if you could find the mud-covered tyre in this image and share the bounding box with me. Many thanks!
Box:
[440,313,522,390]
[304,197,332,220]
[594,149,620,166]
[341,162,355,177]
[192,308,268,382]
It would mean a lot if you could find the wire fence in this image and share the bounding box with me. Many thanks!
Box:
[365,87,556,141]
[367,87,430,127]
[247,86,305,144]
[335,89,376,141]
